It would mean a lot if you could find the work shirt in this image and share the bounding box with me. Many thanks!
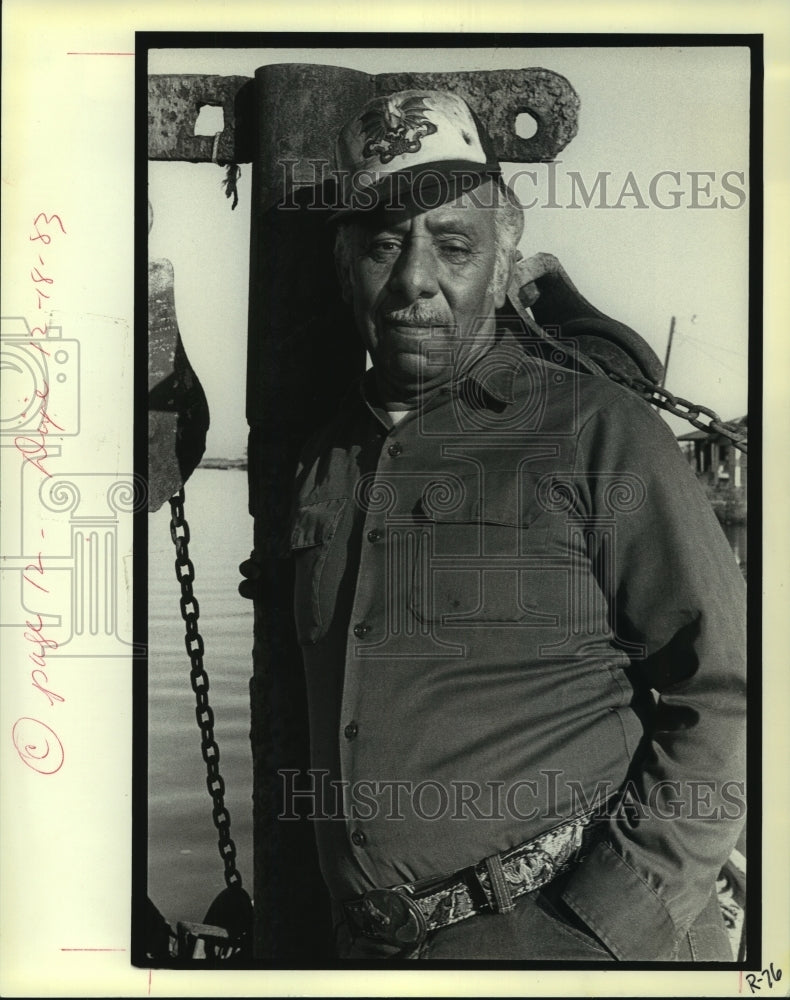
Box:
[289,330,746,960]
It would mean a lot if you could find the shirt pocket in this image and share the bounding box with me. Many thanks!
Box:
[290,497,347,645]
[409,477,550,628]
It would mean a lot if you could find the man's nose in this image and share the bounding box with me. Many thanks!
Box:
[387,238,439,301]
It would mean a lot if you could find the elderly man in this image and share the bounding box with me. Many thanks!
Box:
[287,90,746,961]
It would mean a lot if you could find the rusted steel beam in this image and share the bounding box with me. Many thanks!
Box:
[245,63,371,965]
[147,74,254,163]
[147,66,578,167]
[374,68,579,164]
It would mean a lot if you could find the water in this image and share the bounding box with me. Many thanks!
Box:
[147,470,748,927]
[148,468,254,927]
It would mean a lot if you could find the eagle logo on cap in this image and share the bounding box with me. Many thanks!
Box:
[360,95,438,164]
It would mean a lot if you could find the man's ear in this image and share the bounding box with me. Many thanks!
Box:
[493,274,510,310]
[492,250,518,309]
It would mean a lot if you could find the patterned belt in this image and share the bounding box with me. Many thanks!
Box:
[343,806,605,950]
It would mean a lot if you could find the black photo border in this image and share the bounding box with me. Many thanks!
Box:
[133,30,762,974]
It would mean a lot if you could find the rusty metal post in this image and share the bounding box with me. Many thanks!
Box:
[246,64,372,963]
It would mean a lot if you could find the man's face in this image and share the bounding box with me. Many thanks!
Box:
[341,180,510,408]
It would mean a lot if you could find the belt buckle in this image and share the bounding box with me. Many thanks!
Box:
[356,888,427,948]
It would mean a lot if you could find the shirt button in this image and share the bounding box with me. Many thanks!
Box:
[367,528,382,543]
[344,721,358,740]
[351,829,366,847]
[387,442,403,457]
[353,622,370,638]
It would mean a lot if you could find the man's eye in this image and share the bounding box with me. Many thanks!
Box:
[439,242,472,260]
[368,240,401,258]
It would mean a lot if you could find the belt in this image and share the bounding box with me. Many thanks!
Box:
[343,806,604,950]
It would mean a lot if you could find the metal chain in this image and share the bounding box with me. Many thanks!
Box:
[168,487,243,890]
[605,368,748,454]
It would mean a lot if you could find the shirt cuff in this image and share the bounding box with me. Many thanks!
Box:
[559,841,679,960]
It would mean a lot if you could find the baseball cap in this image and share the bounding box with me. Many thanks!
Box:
[331,89,502,219]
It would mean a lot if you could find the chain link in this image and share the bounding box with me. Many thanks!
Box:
[168,488,243,890]
[605,369,748,454]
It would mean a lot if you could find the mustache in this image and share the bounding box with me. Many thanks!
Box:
[382,305,455,327]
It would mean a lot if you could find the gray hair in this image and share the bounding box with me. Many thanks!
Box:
[334,179,524,299]
[490,180,525,294]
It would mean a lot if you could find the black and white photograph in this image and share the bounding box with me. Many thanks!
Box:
[2,4,788,997]
[143,38,753,968]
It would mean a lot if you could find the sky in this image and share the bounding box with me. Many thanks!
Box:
[148,45,750,458]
